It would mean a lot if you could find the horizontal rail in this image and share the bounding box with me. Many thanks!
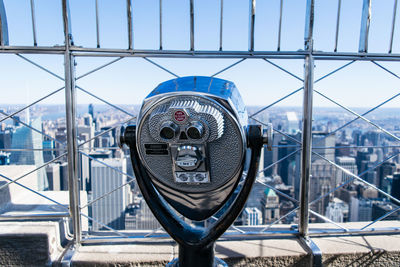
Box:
[0,213,70,221]
[2,46,400,60]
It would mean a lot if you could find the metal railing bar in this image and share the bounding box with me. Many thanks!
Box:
[209,216,246,234]
[80,213,127,237]
[371,60,400,79]
[79,151,136,181]
[16,54,64,80]
[143,57,180,78]
[309,209,349,232]
[249,60,355,119]
[334,0,342,52]
[0,153,67,191]
[359,0,371,52]
[219,0,223,51]
[268,145,400,149]
[80,178,135,209]
[144,226,164,237]
[0,86,64,123]
[0,148,65,151]
[211,58,246,77]
[313,60,356,83]
[271,145,301,148]
[63,0,80,244]
[0,173,68,209]
[315,145,400,150]
[327,91,400,138]
[389,0,398,53]
[0,0,9,46]
[361,206,400,230]
[78,117,136,148]
[159,0,162,50]
[259,207,299,233]
[263,58,304,81]
[30,0,37,46]
[257,149,301,175]
[249,87,303,118]
[249,0,256,52]
[126,0,133,50]
[0,213,70,220]
[190,0,194,51]
[309,150,400,207]
[0,110,64,146]
[277,0,283,51]
[313,151,400,206]
[255,178,299,204]
[304,0,314,50]
[273,127,302,145]
[5,47,400,60]
[79,146,124,151]
[76,86,136,117]
[76,57,123,80]
[95,0,100,48]
[314,89,400,143]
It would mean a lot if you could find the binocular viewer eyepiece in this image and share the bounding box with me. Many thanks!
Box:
[118,76,272,267]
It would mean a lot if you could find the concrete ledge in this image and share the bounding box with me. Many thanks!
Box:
[0,221,67,266]
[2,221,400,266]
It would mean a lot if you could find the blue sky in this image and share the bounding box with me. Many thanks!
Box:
[1,0,400,109]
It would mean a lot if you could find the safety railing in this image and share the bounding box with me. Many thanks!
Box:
[0,1,400,260]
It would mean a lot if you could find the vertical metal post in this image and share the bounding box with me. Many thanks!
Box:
[30,0,37,46]
[389,0,398,53]
[219,0,223,51]
[249,0,256,52]
[95,0,100,48]
[0,0,9,46]
[359,0,371,52]
[334,0,341,52]
[126,0,133,50]
[190,0,194,51]
[62,0,81,245]
[299,0,314,238]
[277,0,283,51]
[159,0,162,50]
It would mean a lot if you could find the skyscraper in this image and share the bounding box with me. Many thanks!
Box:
[90,158,130,231]
[335,156,358,186]
[10,117,48,191]
[261,188,280,224]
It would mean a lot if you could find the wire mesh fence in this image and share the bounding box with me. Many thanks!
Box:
[0,0,400,247]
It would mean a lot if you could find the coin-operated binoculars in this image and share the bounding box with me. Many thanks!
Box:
[118,76,272,267]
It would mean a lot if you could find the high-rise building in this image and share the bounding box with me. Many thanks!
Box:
[335,156,358,185]
[0,152,10,165]
[350,197,373,222]
[261,188,280,224]
[88,104,94,121]
[310,159,336,216]
[286,112,299,134]
[42,139,55,162]
[325,198,349,223]
[312,132,336,162]
[59,162,69,191]
[242,207,262,226]
[90,158,130,231]
[10,117,48,191]
[378,162,396,188]
[391,173,400,204]
[46,163,61,191]
[0,128,13,149]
